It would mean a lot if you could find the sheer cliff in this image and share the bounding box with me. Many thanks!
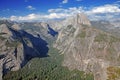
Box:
[54,13,120,80]
[0,21,57,80]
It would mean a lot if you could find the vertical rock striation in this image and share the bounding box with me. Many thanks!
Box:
[55,13,120,80]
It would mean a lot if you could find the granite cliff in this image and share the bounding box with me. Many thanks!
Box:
[0,13,120,80]
[0,21,57,80]
[54,13,120,80]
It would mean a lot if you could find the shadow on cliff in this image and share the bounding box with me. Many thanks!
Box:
[8,27,49,67]
[47,25,58,37]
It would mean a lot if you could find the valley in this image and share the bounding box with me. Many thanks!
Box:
[0,13,120,80]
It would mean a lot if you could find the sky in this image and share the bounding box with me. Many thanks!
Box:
[0,0,120,21]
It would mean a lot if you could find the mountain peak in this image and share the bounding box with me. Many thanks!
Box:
[63,13,91,28]
[76,13,91,25]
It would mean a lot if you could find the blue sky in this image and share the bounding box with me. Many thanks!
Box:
[0,0,120,21]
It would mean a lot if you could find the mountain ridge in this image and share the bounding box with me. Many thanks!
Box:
[0,13,120,80]
[54,13,120,80]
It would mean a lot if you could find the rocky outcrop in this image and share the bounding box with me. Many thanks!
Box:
[0,59,3,80]
[49,13,91,31]
[19,22,58,44]
[54,13,120,80]
[91,20,120,38]
[0,21,50,80]
[0,26,24,80]
[12,24,21,30]
[0,24,12,38]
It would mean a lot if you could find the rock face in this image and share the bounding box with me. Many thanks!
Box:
[55,13,120,80]
[19,22,58,43]
[0,36,24,80]
[49,13,91,31]
[0,24,25,80]
[0,24,12,38]
[0,59,3,80]
[12,24,21,30]
[0,21,52,80]
[91,20,120,38]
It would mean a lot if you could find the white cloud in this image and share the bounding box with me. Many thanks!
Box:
[48,4,120,21]
[62,0,68,4]
[48,7,84,15]
[10,14,40,21]
[89,5,120,14]
[26,5,36,10]
[10,16,17,21]
[9,13,70,21]
[85,4,120,20]
[48,8,67,13]
[61,0,82,3]
[1,4,120,21]
[44,13,70,19]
